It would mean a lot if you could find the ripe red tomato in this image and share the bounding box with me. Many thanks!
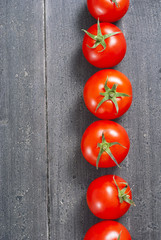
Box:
[87,0,130,23]
[84,220,132,240]
[82,20,126,68]
[84,69,132,119]
[81,120,130,168]
[87,175,135,219]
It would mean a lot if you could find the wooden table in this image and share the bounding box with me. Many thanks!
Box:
[1,0,161,239]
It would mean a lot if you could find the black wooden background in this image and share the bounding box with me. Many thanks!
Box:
[0,0,161,239]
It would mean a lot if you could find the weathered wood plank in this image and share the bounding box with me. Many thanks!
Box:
[119,1,161,239]
[0,1,48,239]
[46,0,161,239]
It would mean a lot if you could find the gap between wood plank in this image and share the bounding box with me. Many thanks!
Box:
[43,0,51,239]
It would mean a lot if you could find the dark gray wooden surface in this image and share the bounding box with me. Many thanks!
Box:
[1,0,161,239]
[0,1,48,239]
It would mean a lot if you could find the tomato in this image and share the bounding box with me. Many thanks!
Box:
[87,0,130,23]
[82,19,126,68]
[87,175,135,219]
[84,220,132,240]
[84,69,132,119]
[81,120,130,168]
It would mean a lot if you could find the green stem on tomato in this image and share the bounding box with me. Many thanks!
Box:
[112,0,119,7]
[113,176,136,206]
[96,132,126,169]
[96,75,130,114]
[117,232,122,240]
[82,19,121,52]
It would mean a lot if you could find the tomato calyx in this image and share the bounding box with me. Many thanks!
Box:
[96,132,126,169]
[82,19,121,52]
[117,231,122,240]
[96,75,130,114]
[111,0,119,7]
[113,176,136,206]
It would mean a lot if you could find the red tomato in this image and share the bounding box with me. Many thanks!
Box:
[87,0,130,23]
[84,221,132,240]
[87,175,135,219]
[81,120,130,168]
[84,69,132,119]
[82,20,126,68]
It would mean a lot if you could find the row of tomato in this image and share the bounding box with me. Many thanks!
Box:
[78,0,133,239]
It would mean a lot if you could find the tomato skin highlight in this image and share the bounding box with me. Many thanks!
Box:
[87,0,130,23]
[83,69,132,120]
[84,220,132,240]
[81,120,130,168]
[87,175,133,219]
[82,23,126,68]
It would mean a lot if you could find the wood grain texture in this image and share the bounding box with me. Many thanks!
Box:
[0,1,48,239]
[46,0,161,239]
[1,0,161,239]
